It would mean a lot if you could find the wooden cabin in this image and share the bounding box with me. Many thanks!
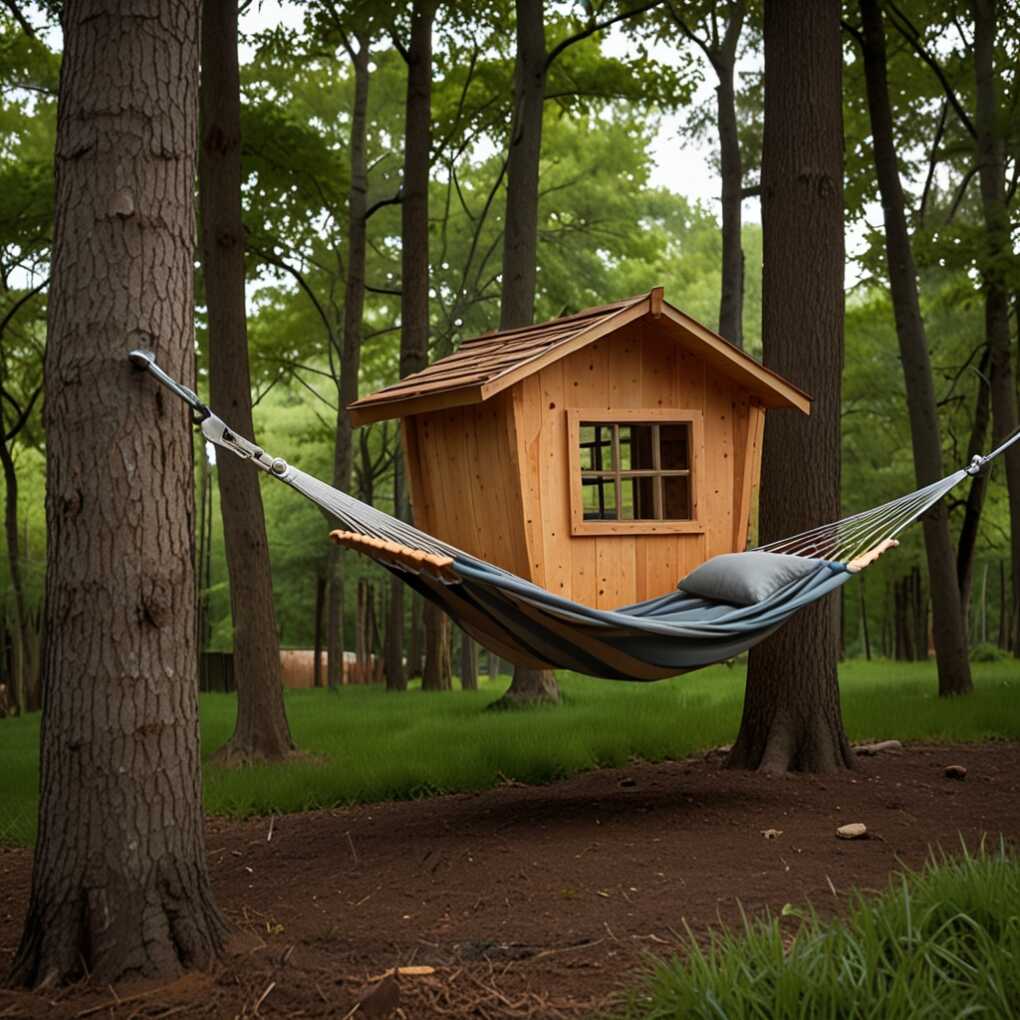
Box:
[349,288,810,608]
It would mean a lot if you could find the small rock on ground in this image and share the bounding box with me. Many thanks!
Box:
[944,764,968,780]
[836,822,868,840]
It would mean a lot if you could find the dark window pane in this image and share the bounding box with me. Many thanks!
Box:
[580,422,614,471]
[582,475,617,519]
[621,475,657,520]
[660,423,690,470]
[663,474,692,520]
[630,423,656,470]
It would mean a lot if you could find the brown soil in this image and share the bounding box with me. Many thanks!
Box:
[2,741,1019,1018]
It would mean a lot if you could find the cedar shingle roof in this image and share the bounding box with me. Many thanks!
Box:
[349,288,810,426]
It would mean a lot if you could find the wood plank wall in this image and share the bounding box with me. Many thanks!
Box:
[404,319,766,607]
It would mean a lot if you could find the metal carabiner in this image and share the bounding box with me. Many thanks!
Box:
[129,349,211,423]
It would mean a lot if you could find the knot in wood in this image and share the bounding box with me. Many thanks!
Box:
[108,189,135,219]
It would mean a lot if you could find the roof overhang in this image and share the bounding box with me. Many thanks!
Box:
[350,289,811,425]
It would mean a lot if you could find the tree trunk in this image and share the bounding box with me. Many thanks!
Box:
[459,631,478,690]
[493,0,561,708]
[421,601,451,690]
[326,36,372,692]
[726,0,853,773]
[313,569,325,687]
[858,0,972,694]
[957,348,992,625]
[973,0,1020,659]
[500,0,546,331]
[408,594,423,679]
[858,573,871,660]
[9,0,226,986]
[713,6,746,347]
[200,0,294,757]
[0,434,28,715]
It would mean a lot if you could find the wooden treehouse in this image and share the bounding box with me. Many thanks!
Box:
[349,288,810,608]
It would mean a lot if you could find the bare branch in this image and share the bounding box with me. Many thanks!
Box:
[545,0,664,72]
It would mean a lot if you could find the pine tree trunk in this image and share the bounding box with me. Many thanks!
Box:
[459,631,478,690]
[858,0,972,694]
[726,0,854,773]
[858,574,871,660]
[973,0,1020,660]
[9,0,226,985]
[200,0,294,757]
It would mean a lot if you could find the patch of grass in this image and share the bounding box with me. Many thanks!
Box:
[609,842,1020,1020]
[0,659,1018,847]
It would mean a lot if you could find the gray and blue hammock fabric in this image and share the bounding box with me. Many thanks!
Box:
[132,352,1020,683]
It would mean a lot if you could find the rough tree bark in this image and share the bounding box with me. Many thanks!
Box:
[8,0,226,985]
[726,0,854,773]
[668,1,746,346]
[490,0,561,709]
[972,0,1020,658]
[200,0,295,757]
[857,0,972,695]
[326,33,371,691]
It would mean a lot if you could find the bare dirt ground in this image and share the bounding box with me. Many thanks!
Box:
[2,741,1019,1019]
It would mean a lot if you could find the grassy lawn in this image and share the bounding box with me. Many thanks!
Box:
[608,843,1020,1019]
[1,659,1017,847]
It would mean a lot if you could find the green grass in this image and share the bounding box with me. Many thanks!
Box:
[608,842,1020,1019]
[1,659,1018,847]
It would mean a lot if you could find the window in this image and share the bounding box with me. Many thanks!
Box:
[567,410,704,536]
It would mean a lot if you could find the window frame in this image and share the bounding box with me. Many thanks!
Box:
[566,408,705,536]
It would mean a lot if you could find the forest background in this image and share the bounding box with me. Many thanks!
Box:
[0,0,1016,712]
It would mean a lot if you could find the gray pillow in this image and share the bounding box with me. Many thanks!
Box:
[678,551,824,606]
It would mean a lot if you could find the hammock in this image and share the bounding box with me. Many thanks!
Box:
[130,351,1020,682]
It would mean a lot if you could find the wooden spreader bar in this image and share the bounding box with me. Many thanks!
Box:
[329,530,459,584]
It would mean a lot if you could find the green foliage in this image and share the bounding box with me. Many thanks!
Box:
[2,659,1018,847]
[609,843,1020,1020]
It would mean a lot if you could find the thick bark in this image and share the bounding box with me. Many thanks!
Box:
[973,0,1020,659]
[459,631,478,690]
[9,0,226,986]
[200,0,294,757]
[858,0,972,695]
[726,0,853,773]
[327,38,371,690]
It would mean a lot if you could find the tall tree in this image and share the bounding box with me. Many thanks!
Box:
[9,0,226,984]
[325,24,372,690]
[666,0,746,346]
[200,0,295,758]
[855,0,972,695]
[398,0,451,691]
[972,0,1020,654]
[727,0,853,772]
[491,0,561,708]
